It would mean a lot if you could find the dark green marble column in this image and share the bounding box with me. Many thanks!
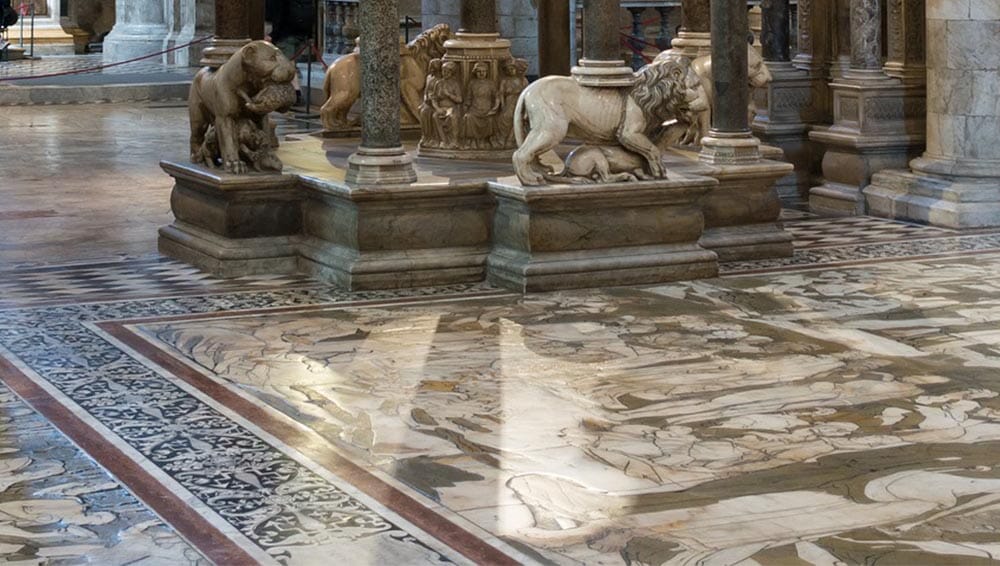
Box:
[461,0,497,34]
[582,0,621,62]
[711,0,750,134]
[761,0,790,62]
[359,0,400,150]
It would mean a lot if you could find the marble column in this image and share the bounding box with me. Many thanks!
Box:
[572,0,632,86]
[460,0,496,33]
[865,1,1000,228]
[537,0,571,76]
[103,0,170,63]
[847,0,881,77]
[671,0,711,57]
[761,0,790,62]
[347,0,417,185]
[883,0,925,82]
[700,0,759,163]
[199,0,250,68]
[808,0,924,215]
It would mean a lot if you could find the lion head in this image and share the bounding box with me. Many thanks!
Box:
[407,23,451,61]
[240,41,297,87]
[630,58,706,128]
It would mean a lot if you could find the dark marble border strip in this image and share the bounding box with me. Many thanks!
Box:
[98,319,522,566]
[0,353,258,566]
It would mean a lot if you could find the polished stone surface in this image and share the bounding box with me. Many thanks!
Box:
[7,102,1000,565]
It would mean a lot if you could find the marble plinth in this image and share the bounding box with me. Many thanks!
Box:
[865,169,1000,229]
[486,177,719,292]
[157,161,301,277]
[807,78,926,216]
[700,159,795,261]
[752,62,824,198]
[298,177,493,290]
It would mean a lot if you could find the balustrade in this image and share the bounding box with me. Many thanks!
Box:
[324,0,359,56]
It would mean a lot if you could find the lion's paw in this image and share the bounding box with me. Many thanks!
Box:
[225,160,248,175]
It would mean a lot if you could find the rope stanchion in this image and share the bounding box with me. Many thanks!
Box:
[0,35,214,83]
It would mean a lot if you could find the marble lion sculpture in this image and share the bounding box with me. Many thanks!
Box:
[189,41,297,174]
[512,58,706,186]
[320,23,451,131]
[655,44,772,145]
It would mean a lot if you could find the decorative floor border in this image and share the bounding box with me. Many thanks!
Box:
[0,285,519,565]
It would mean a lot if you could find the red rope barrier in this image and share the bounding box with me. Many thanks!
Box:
[0,35,214,83]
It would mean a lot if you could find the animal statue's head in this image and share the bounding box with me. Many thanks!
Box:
[748,45,772,88]
[239,40,297,87]
[408,23,451,61]
[630,58,708,126]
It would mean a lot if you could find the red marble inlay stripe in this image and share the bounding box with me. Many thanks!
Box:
[98,320,521,566]
[0,355,260,566]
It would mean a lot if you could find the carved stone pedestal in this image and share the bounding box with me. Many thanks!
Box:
[157,162,301,277]
[808,78,925,216]
[298,177,493,289]
[698,159,795,261]
[752,62,823,198]
[486,177,719,292]
[417,32,524,161]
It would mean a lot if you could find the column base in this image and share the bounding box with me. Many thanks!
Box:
[808,127,924,216]
[199,38,251,68]
[299,178,493,290]
[699,132,761,165]
[699,159,795,261]
[669,31,712,58]
[157,161,302,277]
[571,59,636,88]
[103,24,170,63]
[752,62,824,198]
[486,176,718,292]
[865,169,1000,229]
[346,146,418,187]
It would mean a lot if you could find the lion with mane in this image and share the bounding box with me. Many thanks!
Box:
[512,58,707,186]
[320,23,451,131]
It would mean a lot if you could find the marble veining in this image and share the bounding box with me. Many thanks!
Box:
[139,252,1000,565]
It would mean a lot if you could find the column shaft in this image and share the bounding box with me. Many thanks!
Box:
[460,0,497,34]
[538,0,571,76]
[883,0,925,80]
[849,0,880,71]
[680,0,710,33]
[360,0,401,149]
[214,0,249,40]
[582,0,621,62]
[711,0,749,133]
[761,0,790,62]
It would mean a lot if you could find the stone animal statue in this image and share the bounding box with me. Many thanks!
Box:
[189,41,297,174]
[512,58,707,186]
[195,81,294,172]
[655,44,772,145]
[320,23,451,131]
[542,145,654,184]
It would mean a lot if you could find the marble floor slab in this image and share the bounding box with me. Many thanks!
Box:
[93,251,1000,565]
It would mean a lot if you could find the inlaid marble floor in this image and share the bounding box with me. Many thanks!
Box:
[6,104,1000,565]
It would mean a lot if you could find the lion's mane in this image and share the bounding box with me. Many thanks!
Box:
[629,59,694,131]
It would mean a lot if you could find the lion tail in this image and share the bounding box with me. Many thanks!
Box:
[513,90,529,147]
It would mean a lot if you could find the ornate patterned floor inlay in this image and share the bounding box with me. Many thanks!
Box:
[0,284,519,565]
[91,251,1000,565]
[722,232,1000,274]
[0,256,320,309]
[0,380,207,564]
[784,215,959,249]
